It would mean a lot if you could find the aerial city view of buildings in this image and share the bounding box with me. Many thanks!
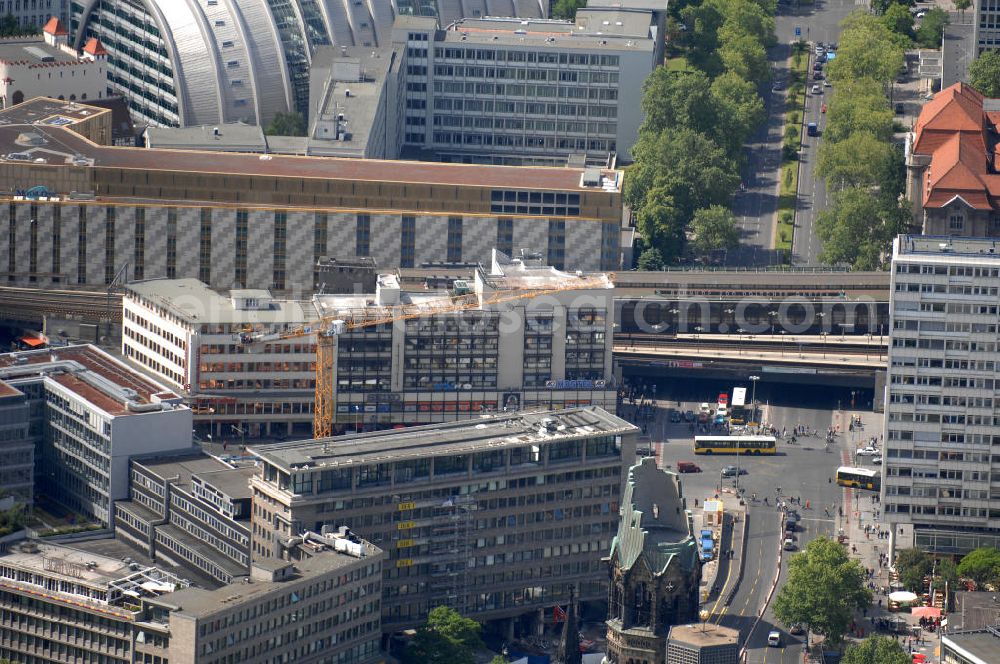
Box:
[0,0,999,663]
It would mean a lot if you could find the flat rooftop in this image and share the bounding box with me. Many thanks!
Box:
[895,235,1000,260]
[134,452,253,500]
[126,278,312,326]
[445,16,654,49]
[0,345,183,417]
[250,406,637,471]
[144,123,267,152]
[943,629,1000,663]
[0,99,621,193]
[161,536,381,617]
[0,38,79,65]
[667,623,739,647]
[0,96,108,125]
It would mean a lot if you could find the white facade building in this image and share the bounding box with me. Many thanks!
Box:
[884,235,1000,557]
[123,250,617,439]
[0,17,107,108]
[0,345,192,527]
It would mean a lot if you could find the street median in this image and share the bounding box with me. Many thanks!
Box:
[775,41,810,259]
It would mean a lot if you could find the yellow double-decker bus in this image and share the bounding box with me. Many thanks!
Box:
[835,466,880,491]
[694,435,777,455]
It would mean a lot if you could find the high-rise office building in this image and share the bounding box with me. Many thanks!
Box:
[122,250,617,439]
[248,406,637,633]
[0,344,192,528]
[884,235,1000,556]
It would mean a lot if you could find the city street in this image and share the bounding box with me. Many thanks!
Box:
[625,392,882,662]
[780,0,865,266]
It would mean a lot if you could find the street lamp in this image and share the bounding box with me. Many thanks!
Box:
[749,375,760,428]
[768,310,778,338]
[668,308,680,334]
[693,326,703,353]
[737,328,746,354]
[780,330,787,357]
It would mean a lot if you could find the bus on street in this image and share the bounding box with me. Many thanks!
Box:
[694,435,777,455]
[835,466,880,491]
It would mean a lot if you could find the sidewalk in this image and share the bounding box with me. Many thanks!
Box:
[837,428,938,663]
[700,490,748,615]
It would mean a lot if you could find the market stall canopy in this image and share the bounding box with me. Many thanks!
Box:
[911,606,941,618]
[889,591,919,603]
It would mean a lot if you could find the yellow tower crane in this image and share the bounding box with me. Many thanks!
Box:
[240,273,613,439]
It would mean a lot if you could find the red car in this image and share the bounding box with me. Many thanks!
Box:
[821,103,827,113]
[717,393,729,405]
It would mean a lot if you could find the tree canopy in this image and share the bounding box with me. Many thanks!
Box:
[264,111,307,137]
[690,205,740,257]
[773,537,872,646]
[881,3,914,41]
[828,13,905,84]
[551,0,586,19]
[842,636,910,664]
[637,247,666,271]
[816,188,909,270]
[817,131,898,191]
[969,51,1000,98]
[915,8,949,48]
[958,547,1000,588]
[402,606,484,664]
[894,549,933,593]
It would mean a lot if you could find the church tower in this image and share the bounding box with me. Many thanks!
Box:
[604,457,701,664]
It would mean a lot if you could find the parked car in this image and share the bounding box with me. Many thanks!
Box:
[824,79,832,87]
[790,624,805,635]
[895,102,905,114]
[768,631,782,647]
[811,84,821,94]
[813,72,824,80]
[669,410,682,423]
[873,456,884,465]
[856,446,879,456]
[721,465,748,477]
[684,410,696,422]
[699,402,712,414]
[813,62,823,71]
[716,406,728,418]
[783,538,796,551]
[677,461,701,473]
[807,122,818,136]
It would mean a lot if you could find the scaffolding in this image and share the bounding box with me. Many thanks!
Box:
[428,495,476,614]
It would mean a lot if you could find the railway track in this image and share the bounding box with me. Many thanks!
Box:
[0,286,122,321]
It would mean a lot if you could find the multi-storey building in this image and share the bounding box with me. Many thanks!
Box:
[69,0,543,128]
[115,452,255,584]
[0,534,383,664]
[0,18,108,109]
[0,381,31,506]
[0,97,622,291]
[0,344,192,527]
[123,250,617,439]
[884,235,1000,556]
[248,406,637,633]
[393,11,659,165]
[0,1,65,32]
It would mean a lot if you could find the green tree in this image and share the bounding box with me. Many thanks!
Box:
[958,547,1000,587]
[640,69,718,136]
[551,0,586,19]
[894,548,933,593]
[264,111,307,137]
[954,0,971,20]
[625,127,739,219]
[0,13,19,37]
[916,8,949,48]
[823,78,895,143]
[715,0,776,48]
[817,131,897,190]
[881,3,914,40]
[690,205,740,257]
[402,606,483,664]
[489,657,509,664]
[773,537,872,647]
[969,50,1000,98]
[816,187,910,270]
[841,636,910,664]
[710,71,766,158]
[635,187,687,262]
[828,13,905,84]
[719,33,770,82]
[936,558,959,596]
[679,3,724,75]
[637,247,666,271]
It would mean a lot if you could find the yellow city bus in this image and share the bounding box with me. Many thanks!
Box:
[835,466,880,491]
[694,435,777,455]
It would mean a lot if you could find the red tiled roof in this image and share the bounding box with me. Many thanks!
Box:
[82,38,106,56]
[913,82,1000,210]
[42,17,68,36]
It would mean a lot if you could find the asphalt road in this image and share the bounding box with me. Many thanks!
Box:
[779,0,865,266]
[628,399,869,662]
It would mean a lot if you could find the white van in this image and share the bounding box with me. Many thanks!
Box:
[768,631,781,647]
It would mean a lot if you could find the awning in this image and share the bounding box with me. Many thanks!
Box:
[912,606,942,618]
[18,335,45,347]
[889,591,919,603]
